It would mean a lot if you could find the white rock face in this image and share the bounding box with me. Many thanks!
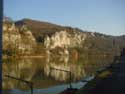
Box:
[3,22,36,54]
[44,30,86,49]
[91,32,96,37]
[44,31,70,49]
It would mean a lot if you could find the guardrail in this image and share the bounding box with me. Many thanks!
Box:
[50,67,72,89]
[4,75,33,94]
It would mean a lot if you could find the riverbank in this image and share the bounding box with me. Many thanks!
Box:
[58,69,112,94]
[76,69,112,94]
[2,55,46,59]
[3,82,85,94]
[75,49,125,94]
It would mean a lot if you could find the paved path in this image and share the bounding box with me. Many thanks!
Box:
[81,50,125,94]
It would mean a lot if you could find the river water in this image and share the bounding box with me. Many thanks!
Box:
[2,54,114,94]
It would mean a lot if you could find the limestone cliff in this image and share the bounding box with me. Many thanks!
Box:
[44,30,86,49]
[3,21,36,56]
[3,18,125,57]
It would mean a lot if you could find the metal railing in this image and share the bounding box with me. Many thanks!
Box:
[50,67,72,89]
[4,75,33,94]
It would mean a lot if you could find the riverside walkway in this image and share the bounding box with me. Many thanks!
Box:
[78,48,125,94]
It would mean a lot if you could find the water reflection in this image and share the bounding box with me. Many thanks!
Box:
[2,54,114,91]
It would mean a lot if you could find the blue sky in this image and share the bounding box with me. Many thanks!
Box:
[4,0,125,36]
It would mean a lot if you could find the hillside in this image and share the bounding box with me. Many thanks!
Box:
[15,19,64,43]
[3,18,125,57]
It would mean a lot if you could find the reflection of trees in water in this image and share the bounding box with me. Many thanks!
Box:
[2,54,114,90]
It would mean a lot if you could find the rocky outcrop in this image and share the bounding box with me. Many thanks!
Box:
[3,18,125,57]
[44,30,86,49]
[3,22,36,55]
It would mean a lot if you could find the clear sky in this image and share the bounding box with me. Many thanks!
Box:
[4,0,125,36]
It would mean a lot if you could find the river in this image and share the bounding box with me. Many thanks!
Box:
[2,54,114,94]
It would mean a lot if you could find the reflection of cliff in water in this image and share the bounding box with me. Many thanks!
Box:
[2,54,114,90]
[44,55,86,82]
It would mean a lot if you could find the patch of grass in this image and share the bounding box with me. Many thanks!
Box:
[97,70,112,78]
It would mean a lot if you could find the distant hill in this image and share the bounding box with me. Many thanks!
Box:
[3,18,125,57]
[15,19,65,42]
[15,18,125,49]
[15,19,107,42]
